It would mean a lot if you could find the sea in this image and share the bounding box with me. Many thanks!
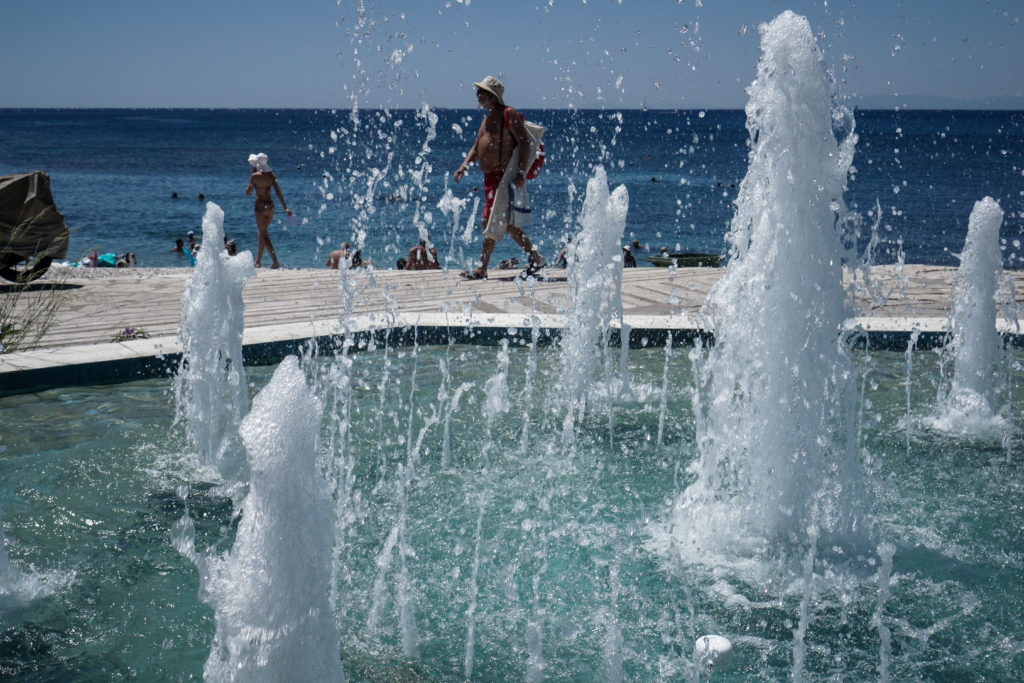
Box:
[0,107,1022,270]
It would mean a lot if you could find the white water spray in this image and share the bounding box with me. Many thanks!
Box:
[932,197,1006,431]
[463,497,486,680]
[560,166,628,442]
[437,187,469,268]
[174,202,254,482]
[657,333,674,446]
[672,11,868,554]
[525,562,547,682]
[0,505,74,613]
[367,524,400,638]
[464,342,512,677]
[481,339,512,467]
[601,562,624,682]
[905,330,920,457]
[519,321,541,456]
[873,542,896,683]
[202,356,344,682]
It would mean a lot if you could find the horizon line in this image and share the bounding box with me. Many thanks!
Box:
[2,105,1023,112]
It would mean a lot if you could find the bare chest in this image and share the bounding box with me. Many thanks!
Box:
[479,116,513,152]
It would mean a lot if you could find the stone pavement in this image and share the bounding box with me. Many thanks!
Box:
[1,263,1022,393]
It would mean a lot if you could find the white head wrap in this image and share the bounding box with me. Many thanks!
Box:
[247,152,271,172]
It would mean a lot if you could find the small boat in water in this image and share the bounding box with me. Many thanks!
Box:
[645,252,721,268]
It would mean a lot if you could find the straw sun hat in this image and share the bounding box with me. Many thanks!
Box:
[473,76,505,105]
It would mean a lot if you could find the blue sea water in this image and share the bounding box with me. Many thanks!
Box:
[0,108,1022,269]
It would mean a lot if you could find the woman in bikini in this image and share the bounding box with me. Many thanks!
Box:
[245,152,292,268]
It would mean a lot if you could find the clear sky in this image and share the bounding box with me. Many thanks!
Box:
[4,0,1022,109]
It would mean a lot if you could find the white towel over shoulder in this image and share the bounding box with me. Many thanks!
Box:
[484,147,532,241]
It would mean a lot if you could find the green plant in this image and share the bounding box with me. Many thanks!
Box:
[0,223,70,353]
[0,272,69,354]
[111,327,150,343]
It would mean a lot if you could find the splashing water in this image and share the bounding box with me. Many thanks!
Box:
[559,166,628,443]
[0,504,75,615]
[437,187,470,267]
[929,197,1007,433]
[463,341,511,678]
[669,11,869,558]
[0,507,7,588]
[201,356,343,682]
[174,202,255,483]
[172,221,343,679]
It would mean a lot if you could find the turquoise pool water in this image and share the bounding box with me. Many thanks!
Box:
[1,344,1022,680]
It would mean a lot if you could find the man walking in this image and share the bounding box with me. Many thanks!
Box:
[453,75,544,279]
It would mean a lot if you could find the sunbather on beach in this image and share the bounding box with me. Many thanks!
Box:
[405,239,440,270]
[326,242,350,269]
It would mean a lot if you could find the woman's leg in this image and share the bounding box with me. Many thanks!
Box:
[254,211,266,266]
[255,209,278,267]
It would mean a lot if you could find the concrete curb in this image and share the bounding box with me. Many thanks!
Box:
[2,312,1020,396]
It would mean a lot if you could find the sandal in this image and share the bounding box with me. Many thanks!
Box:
[459,269,487,280]
[522,259,545,278]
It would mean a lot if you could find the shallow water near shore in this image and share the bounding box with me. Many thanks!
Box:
[1,343,1022,680]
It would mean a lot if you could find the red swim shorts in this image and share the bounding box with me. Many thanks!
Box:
[482,171,502,222]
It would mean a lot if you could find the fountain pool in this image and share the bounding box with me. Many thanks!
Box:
[1,342,1023,680]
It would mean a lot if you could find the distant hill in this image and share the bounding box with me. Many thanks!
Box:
[850,94,1024,110]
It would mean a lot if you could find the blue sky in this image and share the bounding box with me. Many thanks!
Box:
[4,0,1022,109]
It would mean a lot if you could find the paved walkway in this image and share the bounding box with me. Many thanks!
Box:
[2,263,1022,392]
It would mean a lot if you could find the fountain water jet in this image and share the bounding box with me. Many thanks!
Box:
[559,166,628,445]
[174,202,254,483]
[170,211,344,679]
[929,196,1007,432]
[670,11,869,557]
[201,356,343,682]
[463,340,512,677]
